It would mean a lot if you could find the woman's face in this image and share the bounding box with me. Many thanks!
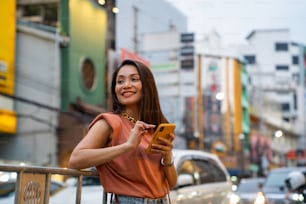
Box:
[115,65,142,108]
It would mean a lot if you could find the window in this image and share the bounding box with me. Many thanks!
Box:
[180,46,194,56]
[281,103,290,111]
[180,59,194,69]
[177,157,227,185]
[292,56,299,65]
[275,42,288,51]
[194,159,227,184]
[177,159,197,185]
[283,117,290,122]
[19,4,58,27]
[81,58,96,90]
[244,55,256,64]
[276,65,289,71]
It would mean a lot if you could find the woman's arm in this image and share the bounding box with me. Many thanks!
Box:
[69,119,156,169]
[68,119,132,169]
[162,151,178,189]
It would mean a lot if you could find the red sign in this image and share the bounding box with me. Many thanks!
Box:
[120,48,150,68]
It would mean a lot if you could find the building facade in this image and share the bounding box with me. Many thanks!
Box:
[0,0,115,167]
[239,29,306,166]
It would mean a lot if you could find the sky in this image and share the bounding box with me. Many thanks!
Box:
[166,0,306,46]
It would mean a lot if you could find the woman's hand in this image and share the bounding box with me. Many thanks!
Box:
[150,133,175,157]
[126,121,155,149]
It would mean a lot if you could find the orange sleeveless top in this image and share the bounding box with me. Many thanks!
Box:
[89,113,169,198]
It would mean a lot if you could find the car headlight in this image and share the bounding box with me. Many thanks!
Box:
[229,193,240,204]
[287,192,305,202]
[254,192,266,204]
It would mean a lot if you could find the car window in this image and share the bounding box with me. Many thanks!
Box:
[237,180,262,193]
[265,171,289,187]
[177,159,198,185]
[194,159,227,184]
[177,157,227,186]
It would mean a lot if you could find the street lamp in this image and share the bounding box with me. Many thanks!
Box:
[274,130,283,138]
[96,0,119,14]
[216,92,224,100]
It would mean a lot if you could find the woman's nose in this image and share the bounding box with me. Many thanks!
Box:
[123,80,131,88]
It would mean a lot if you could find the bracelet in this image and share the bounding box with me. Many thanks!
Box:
[161,157,174,167]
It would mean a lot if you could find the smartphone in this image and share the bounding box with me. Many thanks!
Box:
[146,123,176,154]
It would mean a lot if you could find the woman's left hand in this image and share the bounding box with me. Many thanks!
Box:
[151,133,175,156]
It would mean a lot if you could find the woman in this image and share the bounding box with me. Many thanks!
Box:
[69,59,177,204]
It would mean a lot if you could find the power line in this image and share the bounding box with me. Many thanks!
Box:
[0,92,66,114]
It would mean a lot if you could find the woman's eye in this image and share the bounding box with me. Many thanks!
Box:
[117,79,124,84]
[131,77,140,82]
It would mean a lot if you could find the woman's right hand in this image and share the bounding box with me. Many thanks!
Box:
[126,121,155,149]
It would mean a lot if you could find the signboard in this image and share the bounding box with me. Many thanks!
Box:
[0,0,17,134]
[0,0,16,95]
[180,33,194,70]
[0,109,17,134]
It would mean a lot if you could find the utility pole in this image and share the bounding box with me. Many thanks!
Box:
[133,6,139,54]
[224,58,232,151]
[198,55,204,150]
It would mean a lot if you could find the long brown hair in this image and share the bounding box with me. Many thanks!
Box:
[111,59,168,125]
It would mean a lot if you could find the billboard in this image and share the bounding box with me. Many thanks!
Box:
[0,0,16,95]
[0,0,17,134]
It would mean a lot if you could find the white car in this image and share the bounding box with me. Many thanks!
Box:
[170,149,233,204]
[50,149,233,204]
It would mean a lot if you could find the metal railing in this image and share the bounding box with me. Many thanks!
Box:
[0,164,105,204]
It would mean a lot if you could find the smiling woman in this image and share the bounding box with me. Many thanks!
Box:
[69,59,177,204]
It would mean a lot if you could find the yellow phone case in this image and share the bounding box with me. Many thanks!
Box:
[146,123,176,154]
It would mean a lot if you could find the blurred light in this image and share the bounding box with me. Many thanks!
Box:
[112,7,119,13]
[0,173,9,182]
[274,130,283,138]
[232,184,238,191]
[0,172,17,182]
[289,193,304,202]
[229,193,240,204]
[231,176,238,183]
[254,192,266,204]
[216,92,224,100]
[97,0,106,5]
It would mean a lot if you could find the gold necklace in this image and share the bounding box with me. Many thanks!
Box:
[122,112,137,124]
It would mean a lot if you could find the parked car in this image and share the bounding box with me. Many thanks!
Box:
[51,149,234,204]
[263,167,306,204]
[170,149,233,204]
[230,177,267,204]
